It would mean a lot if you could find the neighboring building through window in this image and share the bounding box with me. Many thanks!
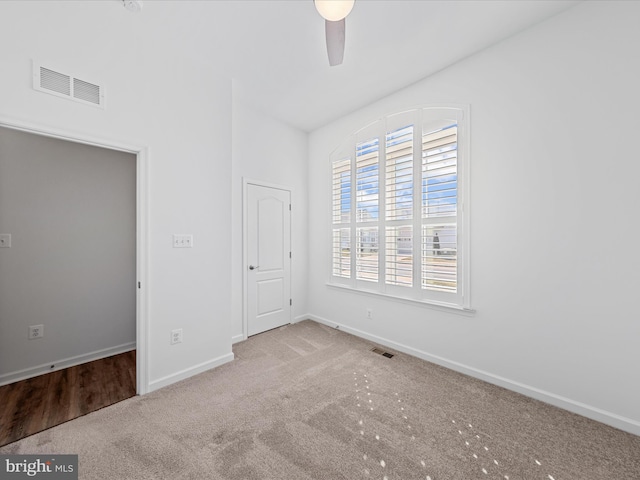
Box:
[330,106,469,309]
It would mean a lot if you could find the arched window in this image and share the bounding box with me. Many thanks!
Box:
[330,106,470,309]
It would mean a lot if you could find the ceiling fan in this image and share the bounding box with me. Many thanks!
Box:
[314,0,355,66]
[122,0,143,13]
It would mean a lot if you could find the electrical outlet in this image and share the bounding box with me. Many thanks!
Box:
[0,234,11,248]
[172,234,193,248]
[171,328,183,345]
[366,309,373,320]
[29,324,44,339]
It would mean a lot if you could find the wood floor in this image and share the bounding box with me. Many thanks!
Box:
[0,350,136,447]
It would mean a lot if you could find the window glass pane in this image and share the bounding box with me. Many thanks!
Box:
[385,226,412,287]
[422,224,457,292]
[356,227,378,281]
[386,125,413,221]
[332,228,351,278]
[356,137,379,222]
[422,124,457,218]
[332,158,351,224]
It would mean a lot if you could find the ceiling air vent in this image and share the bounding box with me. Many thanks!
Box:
[33,62,105,108]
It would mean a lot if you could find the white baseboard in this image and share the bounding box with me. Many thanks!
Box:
[293,314,310,324]
[231,334,245,344]
[147,352,234,393]
[306,314,640,437]
[0,342,136,387]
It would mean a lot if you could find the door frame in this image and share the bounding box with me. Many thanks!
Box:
[242,178,292,340]
[0,116,150,395]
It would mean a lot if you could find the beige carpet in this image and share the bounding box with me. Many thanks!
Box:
[2,320,639,479]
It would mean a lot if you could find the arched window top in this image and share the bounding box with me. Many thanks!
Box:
[329,105,471,310]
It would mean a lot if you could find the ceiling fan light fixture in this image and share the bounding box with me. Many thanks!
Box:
[314,0,355,22]
[123,0,143,13]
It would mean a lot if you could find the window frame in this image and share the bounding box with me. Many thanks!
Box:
[328,106,471,311]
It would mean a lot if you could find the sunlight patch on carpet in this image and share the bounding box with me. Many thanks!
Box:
[452,418,559,480]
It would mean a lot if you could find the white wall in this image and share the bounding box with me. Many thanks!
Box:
[231,90,308,341]
[2,0,637,436]
[0,1,233,391]
[307,1,640,434]
[0,128,136,384]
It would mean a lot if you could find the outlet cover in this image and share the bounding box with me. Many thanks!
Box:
[171,328,183,345]
[29,324,44,339]
[0,234,11,248]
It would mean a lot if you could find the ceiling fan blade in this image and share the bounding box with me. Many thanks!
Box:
[325,18,346,66]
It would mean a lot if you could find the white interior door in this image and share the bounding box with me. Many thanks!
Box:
[247,183,291,336]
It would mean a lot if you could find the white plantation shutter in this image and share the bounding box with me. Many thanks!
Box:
[332,228,351,278]
[384,122,414,288]
[385,226,412,286]
[329,106,469,309]
[332,156,352,282]
[422,224,457,292]
[332,158,351,224]
[354,135,380,285]
[422,122,458,295]
[422,125,458,218]
[356,137,379,222]
[385,125,413,221]
[356,227,378,282]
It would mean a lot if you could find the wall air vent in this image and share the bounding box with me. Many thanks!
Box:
[73,78,101,105]
[40,67,71,96]
[33,62,105,108]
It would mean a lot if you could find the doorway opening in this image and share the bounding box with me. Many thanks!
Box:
[0,119,148,446]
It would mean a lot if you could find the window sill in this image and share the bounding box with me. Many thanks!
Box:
[326,282,475,316]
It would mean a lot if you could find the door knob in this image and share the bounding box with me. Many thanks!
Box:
[249,265,259,270]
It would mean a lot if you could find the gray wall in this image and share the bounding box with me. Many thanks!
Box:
[0,127,136,382]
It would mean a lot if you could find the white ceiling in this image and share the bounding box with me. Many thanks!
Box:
[141,0,581,132]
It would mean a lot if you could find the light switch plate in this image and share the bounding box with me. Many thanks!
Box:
[0,234,11,248]
[173,234,193,248]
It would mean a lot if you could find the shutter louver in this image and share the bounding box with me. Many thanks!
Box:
[332,158,351,224]
[385,226,412,286]
[385,125,413,221]
[356,138,379,222]
[332,228,351,278]
[421,123,458,293]
[356,227,378,282]
[422,125,457,218]
[355,137,380,282]
[422,224,457,292]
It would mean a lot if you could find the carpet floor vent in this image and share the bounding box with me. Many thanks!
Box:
[371,347,394,358]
